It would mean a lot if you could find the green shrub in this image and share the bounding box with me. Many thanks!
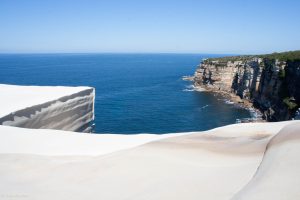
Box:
[261,50,300,62]
[283,97,298,110]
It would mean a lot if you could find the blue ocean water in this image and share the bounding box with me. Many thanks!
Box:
[0,53,251,134]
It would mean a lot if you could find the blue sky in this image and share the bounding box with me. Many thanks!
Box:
[0,0,299,54]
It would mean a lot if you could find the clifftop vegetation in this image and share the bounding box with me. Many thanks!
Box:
[206,50,300,62]
[261,50,300,61]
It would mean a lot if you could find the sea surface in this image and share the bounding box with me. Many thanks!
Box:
[0,53,251,134]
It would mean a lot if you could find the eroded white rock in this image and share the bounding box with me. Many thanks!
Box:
[0,84,95,132]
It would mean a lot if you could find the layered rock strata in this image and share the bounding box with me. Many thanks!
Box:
[0,85,95,132]
[193,56,300,121]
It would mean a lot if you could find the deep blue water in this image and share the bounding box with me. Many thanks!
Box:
[0,53,251,134]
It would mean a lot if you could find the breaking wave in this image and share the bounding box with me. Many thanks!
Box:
[183,85,206,92]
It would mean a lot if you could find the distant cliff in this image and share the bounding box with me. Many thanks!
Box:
[193,51,300,121]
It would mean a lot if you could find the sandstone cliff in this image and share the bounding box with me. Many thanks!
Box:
[193,51,300,121]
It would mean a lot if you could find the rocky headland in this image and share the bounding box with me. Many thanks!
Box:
[192,51,300,121]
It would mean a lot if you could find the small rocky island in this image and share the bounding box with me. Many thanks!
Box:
[192,51,300,121]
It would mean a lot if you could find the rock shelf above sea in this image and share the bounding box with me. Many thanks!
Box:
[0,84,95,132]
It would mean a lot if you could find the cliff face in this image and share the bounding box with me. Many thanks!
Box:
[194,56,300,121]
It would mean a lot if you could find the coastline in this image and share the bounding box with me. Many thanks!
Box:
[1,0,300,198]
[183,76,264,123]
[198,85,264,123]
[192,52,300,121]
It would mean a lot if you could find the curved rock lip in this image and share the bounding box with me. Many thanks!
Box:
[231,121,300,200]
[0,84,95,132]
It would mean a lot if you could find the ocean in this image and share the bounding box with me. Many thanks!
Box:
[0,53,251,134]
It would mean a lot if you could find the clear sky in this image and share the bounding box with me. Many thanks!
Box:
[0,0,299,54]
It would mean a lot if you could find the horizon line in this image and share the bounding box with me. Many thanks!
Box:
[0,49,297,55]
[0,51,280,56]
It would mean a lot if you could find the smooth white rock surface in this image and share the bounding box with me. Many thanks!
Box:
[0,84,95,132]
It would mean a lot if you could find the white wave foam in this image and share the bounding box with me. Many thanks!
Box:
[236,108,263,124]
[183,89,194,92]
[182,85,206,92]
[248,108,263,119]
[225,100,234,104]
